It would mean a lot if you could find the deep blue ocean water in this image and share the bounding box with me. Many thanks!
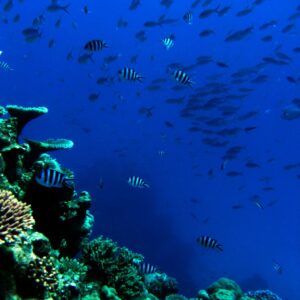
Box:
[2,0,300,298]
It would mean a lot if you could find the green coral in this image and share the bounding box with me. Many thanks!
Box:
[207,278,243,300]
[82,236,144,299]
[210,288,236,300]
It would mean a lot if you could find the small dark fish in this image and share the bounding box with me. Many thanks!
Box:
[144,21,158,28]
[272,260,283,274]
[245,161,260,168]
[231,204,244,210]
[236,8,252,17]
[98,177,104,189]
[199,29,215,37]
[77,53,94,64]
[129,0,140,10]
[183,11,193,24]
[160,0,174,9]
[88,93,100,102]
[84,39,108,51]
[216,61,229,68]
[35,168,74,189]
[128,176,149,188]
[259,20,277,30]
[191,0,201,9]
[282,23,295,33]
[117,18,128,29]
[83,5,90,14]
[199,8,217,19]
[196,236,223,251]
[3,0,13,12]
[47,2,70,14]
[135,30,147,42]
[55,18,61,28]
[261,35,273,42]
[13,14,21,23]
[32,14,45,27]
[164,121,174,128]
[118,67,143,82]
[225,27,253,42]
[217,6,231,16]
[48,39,55,48]
[226,171,243,177]
[286,76,298,84]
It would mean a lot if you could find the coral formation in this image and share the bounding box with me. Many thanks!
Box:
[0,189,35,244]
[82,236,145,299]
[245,290,282,300]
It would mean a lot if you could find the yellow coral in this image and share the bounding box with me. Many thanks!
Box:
[0,190,35,244]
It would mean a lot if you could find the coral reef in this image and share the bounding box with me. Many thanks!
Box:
[0,189,34,244]
[245,290,282,300]
[0,105,284,300]
[82,236,145,299]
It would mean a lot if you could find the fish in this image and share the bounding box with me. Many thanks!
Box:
[47,1,70,14]
[35,168,74,189]
[0,61,13,71]
[118,67,143,82]
[172,70,194,87]
[83,5,90,14]
[128,176,149,188]
[183,11,193,24]
[272,260,283,274]
[161,36,175,50]
[98,177,104,190]
[84,40,108,51]
[48,39,55,48]
[88,93,100,102]
[135,262,157,274]
[77,53,94,64]
[225,27,253,42]
[199,29,215,37]
[196,236,223,251]
[129,0,140,10]
[3,0,13,12]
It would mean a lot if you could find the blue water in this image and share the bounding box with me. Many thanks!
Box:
[2,0,300,298]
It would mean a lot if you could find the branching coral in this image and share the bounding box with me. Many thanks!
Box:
[0,190,35,244]
[82,236,145,299]
[26,256,59,298]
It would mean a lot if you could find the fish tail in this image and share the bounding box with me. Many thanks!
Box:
[217,244,223,252]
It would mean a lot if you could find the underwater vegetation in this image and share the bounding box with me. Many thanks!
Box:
[0,104,283,299]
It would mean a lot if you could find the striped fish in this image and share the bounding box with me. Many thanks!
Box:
[119,67,143,82]
[183,11,193,25]
[0,61,13,71]
[162,36,175,50]
[84,39,108,51]
[172,69,194,87]
[196,235,223,251]
[35,168,74,189]
[135,262,157,274]
[128,176,149,188]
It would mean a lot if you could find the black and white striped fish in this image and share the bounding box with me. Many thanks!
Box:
[196,235,223,251]
[172,69,194,87]
[0,61,13,71]
[119,67,143,82]
[35,168,74,189]
[183,11,193,25]
[162,36,175,50]
[128,176,149,188]
[84,39,108,51]
[135,262,157,274]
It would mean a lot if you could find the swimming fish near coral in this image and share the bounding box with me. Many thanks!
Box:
[128,176,149,188]
[35,168,74,189]
[119,67,143,82]
[196,235,223,251]
[84,39,108,51]
[135,262,157,274]
[183,11,193,24]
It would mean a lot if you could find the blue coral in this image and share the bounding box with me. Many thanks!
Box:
[245,290,282,300]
